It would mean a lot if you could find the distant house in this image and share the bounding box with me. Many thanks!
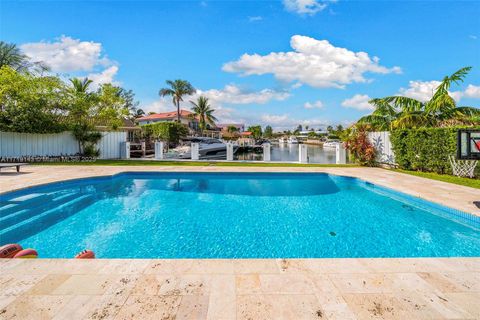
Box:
[217,123,245,133]
[137,109,199,132]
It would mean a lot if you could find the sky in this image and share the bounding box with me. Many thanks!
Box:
[1,0,480,131]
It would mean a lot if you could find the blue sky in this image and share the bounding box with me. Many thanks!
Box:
[1,0,480,130]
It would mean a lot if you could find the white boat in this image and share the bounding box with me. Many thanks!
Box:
[278,137,287,144]
[287,136,298,144]
[173,137,238,159]
[323,141,341,148]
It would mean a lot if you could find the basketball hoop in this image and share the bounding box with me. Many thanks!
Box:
[449,155,478,178]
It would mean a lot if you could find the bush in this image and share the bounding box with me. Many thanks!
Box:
[390,127,480,175]
[141,121,188,145]
[344,128,377,166]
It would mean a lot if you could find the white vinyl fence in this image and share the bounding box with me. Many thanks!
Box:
[368,131,395,165]
[0,131,126,159]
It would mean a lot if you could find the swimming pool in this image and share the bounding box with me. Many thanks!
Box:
[1,172,479,258]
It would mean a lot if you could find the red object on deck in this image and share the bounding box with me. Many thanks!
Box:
[13,249,38,259]
[0,244,23,258]
[75,250,95,259]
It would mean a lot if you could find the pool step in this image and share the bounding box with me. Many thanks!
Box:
[0,192,79,230]
[0,194,95,243]
[0,193,57,217]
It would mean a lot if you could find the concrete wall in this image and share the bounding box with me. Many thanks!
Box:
[0,131,127,159]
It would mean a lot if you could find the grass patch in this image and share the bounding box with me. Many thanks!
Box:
[391,169,480,189]
[32,159,358,168]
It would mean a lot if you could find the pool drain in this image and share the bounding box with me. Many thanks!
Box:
[329,231,336,236]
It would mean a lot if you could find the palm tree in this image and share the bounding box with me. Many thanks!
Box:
[70,77,93,93]
[159,80,195,122]
[358,67,480,130]
[190,96,217,133]
[0,41,49,73]
[0,42,29,70]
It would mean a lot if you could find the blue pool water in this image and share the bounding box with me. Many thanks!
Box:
[1,172,479,258]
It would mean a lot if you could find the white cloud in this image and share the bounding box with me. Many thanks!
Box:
[86,66,120,88]
[223,35,401,89]
[397,81,480,102]
[21,35,111,72]
[197,84,290,105]
[469,35,478,40]
[341,94,374,111]
[283,0,333,15]
[261,113,330,130]
[142,84,290,117]
[464,84,480,99]
[304,100,324,109]
[248,16,263,22]
[397,80,441,102]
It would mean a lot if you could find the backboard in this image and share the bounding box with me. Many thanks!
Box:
[457,129,480,160]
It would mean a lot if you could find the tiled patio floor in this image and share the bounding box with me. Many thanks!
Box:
[1,258,479,319]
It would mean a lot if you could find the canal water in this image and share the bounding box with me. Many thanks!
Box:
[236,144,338,164]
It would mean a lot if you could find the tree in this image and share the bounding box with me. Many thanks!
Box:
[159,80,195,122]
[190,96,217,133]
[132,108,145,119]
[141,121,188,147]
[227,125,239,133]
[358,67,480,130]
[0,66,67,133]
[0,41,49,73]
[247,125,262,139]
[296,124,303,132]
[264,125,273,138]
[327,125,333,133]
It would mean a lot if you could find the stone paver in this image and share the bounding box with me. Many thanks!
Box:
[0,258,479,319]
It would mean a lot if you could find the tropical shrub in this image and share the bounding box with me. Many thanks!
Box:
[344,128,377,166]
[142,121,188,145]
[72,123,102,157]
[390,127,479,175]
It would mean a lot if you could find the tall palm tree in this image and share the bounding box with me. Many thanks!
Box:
[159,80,195,122]
[190,96,217,133]
[358,67,480,130]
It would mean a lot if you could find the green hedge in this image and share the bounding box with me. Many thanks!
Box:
[390,127,479,176]
[141,121,189,145]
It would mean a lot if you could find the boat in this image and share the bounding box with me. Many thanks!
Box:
[278,137,287,144]
[173,137,239,160]
[323,141,341,148]
[287,136,299,144]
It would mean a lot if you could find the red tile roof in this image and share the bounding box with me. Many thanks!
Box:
[241,131,253,136]
[138,109,195,121]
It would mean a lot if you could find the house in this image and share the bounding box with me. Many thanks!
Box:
[137,109,199,132]
[217,123,245,133]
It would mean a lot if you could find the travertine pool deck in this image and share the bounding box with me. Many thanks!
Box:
[1,165,479,319]
[1,258,479,319]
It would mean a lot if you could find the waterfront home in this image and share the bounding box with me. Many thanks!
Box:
[137,109,200,132]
